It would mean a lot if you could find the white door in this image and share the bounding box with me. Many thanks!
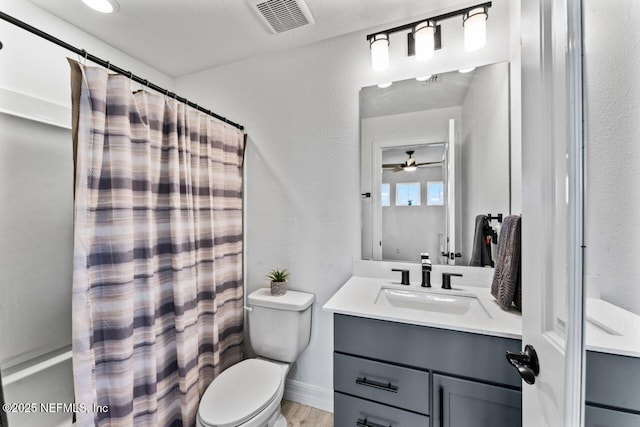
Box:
[520,0,584,426]
[444,119,456,265]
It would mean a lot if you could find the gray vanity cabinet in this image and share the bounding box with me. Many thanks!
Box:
[333,314,522,427]
[433,374,522,427]
[585,406,640,427]
[335,392,430,427]
[584,351,640,427]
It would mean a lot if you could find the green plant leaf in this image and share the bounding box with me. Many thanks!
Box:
[267,268,289,282]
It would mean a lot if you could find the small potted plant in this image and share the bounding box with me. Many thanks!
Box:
[267,268,289,296]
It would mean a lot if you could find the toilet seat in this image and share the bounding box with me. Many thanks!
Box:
[198,359,283,427]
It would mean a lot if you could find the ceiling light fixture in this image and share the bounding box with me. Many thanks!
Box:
[370,34,389,71]
[414,20,436,62]
[377,82,392,88]
[365,2,491,71]
[463,6,489,52]
[82,0,119,13]
[459,67,476,73]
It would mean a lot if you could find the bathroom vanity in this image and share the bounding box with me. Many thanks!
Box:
[324,267,640,426]
[324,271,523,427]
[333,314,521,426]
[584,352,640,426]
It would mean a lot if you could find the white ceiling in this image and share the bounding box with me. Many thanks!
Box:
[360,67,475,119]
[26,0,457,77]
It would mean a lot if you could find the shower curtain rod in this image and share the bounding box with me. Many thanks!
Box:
[0,11,245,131]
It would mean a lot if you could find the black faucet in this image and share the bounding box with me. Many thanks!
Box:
[420,253,432,288]
[442,272,463,290]
[391,269,410,285]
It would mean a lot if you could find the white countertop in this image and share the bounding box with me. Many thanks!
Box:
[585,298,640,358]
[324,271,640,358]
[323,275,523,340]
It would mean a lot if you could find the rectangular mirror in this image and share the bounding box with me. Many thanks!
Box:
[361,61,512,265]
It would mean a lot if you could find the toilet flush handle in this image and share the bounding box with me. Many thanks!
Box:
[244,306,253,312]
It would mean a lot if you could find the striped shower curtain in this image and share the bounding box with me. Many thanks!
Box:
[69,61,244,427]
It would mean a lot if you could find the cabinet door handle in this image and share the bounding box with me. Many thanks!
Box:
[356,417,392,427]
[439,386,444,427]
[355,376,398,393]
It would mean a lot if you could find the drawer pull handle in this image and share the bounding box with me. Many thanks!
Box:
[439,386,444,427]
[355,376,398,393]
[356,417,392,427]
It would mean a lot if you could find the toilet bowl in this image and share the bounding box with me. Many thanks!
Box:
[196,289,314,427]
[196,359,289,427]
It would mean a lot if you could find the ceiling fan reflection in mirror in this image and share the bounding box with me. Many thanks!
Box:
[382,150,442,172]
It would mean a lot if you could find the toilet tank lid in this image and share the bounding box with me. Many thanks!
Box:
[248,288,314,311]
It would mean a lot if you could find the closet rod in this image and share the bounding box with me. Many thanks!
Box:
[0,11,245,131]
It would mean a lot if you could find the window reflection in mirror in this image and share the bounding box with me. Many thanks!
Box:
[361,62,514,265]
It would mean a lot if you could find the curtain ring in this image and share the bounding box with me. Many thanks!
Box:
[105,61,111,72]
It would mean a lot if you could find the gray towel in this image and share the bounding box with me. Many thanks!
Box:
[491,215,522,311]
[470,215,493,267]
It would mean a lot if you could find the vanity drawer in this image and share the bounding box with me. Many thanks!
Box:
[334,352,429,415]
[334,314,522,388]
[585,351,640,412]
[585,405,640,427]
[334,392,429,427]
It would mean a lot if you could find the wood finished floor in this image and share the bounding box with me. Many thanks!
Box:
[281,400,333,426]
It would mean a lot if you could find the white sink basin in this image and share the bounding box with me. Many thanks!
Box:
[375,288,491,319]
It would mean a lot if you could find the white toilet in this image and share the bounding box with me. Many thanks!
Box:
[196,288,315,427]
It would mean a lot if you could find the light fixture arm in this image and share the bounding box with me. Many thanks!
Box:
[365,1,492,42]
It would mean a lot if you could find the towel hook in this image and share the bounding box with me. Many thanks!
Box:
[487,213,503,223]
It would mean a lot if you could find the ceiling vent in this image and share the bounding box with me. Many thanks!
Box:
[249,0,315,34]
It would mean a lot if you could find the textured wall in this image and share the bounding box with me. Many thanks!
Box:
[0,0,519,412]
[0,0,174,363]
[460,62,510,266]
[361,107,461,261]
[175,0,512,404]
[584,1,640,315]
[0,2,174,425]
[382,163,445,263]
[0,0,172,108]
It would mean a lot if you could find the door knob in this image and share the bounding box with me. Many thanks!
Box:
[506,344,540,385]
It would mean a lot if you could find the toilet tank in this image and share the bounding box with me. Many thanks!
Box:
[247,288,314,363]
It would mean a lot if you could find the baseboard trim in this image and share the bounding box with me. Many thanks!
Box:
[284,379,333,413]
